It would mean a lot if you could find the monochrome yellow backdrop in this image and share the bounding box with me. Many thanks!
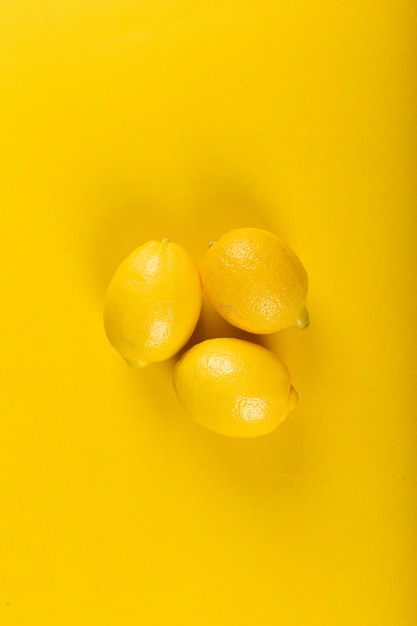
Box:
[1,1,416,624]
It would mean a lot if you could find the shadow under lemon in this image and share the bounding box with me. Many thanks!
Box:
[92,172,324,488]
[89,167,279,302]
[175,298,318,473]
[102,264,328,521]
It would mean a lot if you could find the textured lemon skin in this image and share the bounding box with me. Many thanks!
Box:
[201,227,309,334]
[103,240,202,367]
[173,338,298,438]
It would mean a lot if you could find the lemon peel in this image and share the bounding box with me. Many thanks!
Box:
[173,337,297,438]
[103,239,202,367]
[201,227,309,334]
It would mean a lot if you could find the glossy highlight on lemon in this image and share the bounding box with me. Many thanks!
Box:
[201,227,309,334]
[174,338,298,438]
[103,240,202,367]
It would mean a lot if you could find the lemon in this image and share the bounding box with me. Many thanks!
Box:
[200,227,309,334]
[173,338,298,438]
[103,240,202,367]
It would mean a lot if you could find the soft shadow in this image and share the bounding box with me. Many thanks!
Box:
[89,166,286,301]
[174,295,323,492]
[92,167,321,500]
[90,183,189,302]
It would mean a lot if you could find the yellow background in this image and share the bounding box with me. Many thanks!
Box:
[1,1,416,624]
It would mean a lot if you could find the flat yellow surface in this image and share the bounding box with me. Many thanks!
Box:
[1,1,416,624]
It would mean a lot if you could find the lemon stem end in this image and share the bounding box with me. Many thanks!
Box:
[124,357,149,368]
[295,306,310,329]
[281,385,298,423]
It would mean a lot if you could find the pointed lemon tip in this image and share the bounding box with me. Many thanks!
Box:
[295,306,309,329]
[287,385,298,411]
[281,385,298,423]
[124,357,149,368]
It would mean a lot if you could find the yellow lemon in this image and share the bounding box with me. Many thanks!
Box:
[201,227,309,334]
[173,338,298,438]
[103,240,202,367]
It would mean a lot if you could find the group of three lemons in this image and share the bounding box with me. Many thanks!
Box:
[104,227,309,438]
